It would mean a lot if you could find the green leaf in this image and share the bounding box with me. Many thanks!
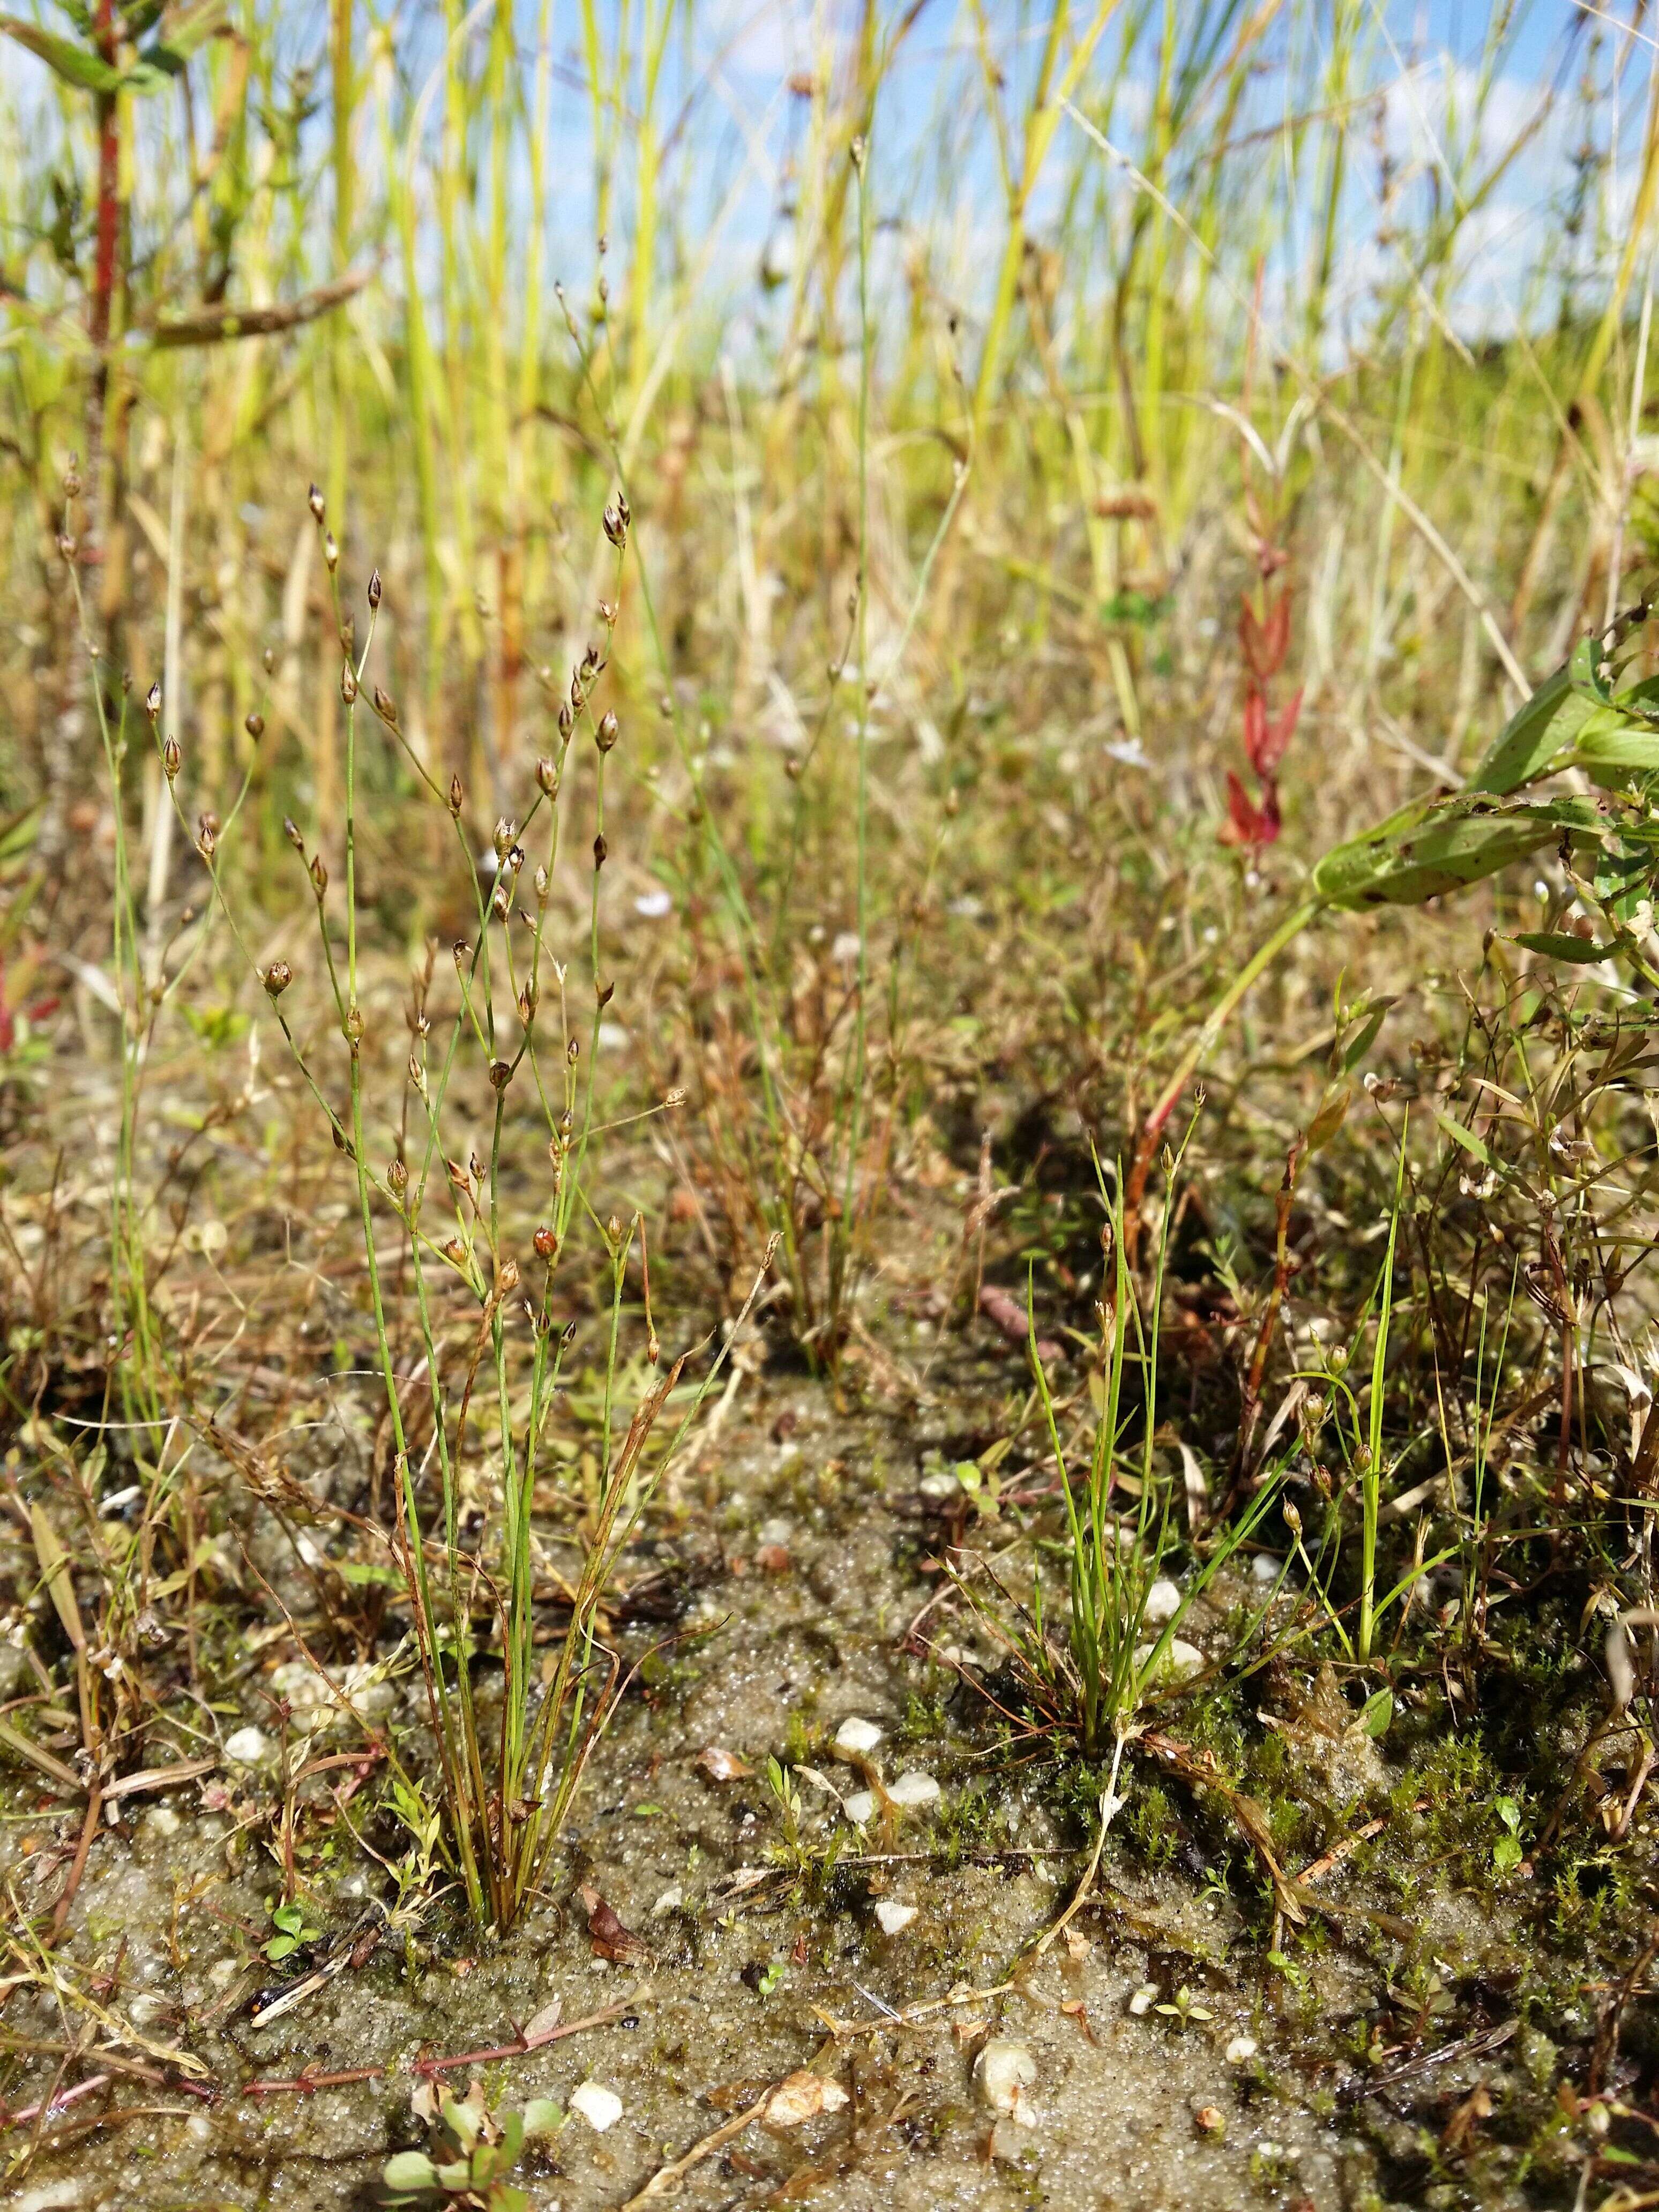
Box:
[1433,1111,1490,1167]
[1468,660,1595,794]
[1316,796,1587,910]
[1492,1833,1523,1873]
[1359,1687,1393,1739]
[138,0,227,78]
[521,2098,564,2138]
[0,15,124,92]
[1567,701,1659,786]
[1512,931,1619,966]
[1340,998,1393,1074]
[381,2151,438,2192]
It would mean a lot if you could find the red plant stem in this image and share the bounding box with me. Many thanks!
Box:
[412,1998,636,2079]
[0,2074,110,2132]
[242,2066,384,2098]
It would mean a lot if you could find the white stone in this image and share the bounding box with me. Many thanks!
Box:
[1142,1578,1182,1625]
[223,1725,274,1767]
[975,2039,1038,2126]
[841,1790,877,1825]
[832,1717,884,1758]
[1133,1637,1205,1682]
[1225,2035,1258,2064]
[1252,1553,1282,1582]
[1127,1983,1157,2016]
[570,2081,623,2132]
[652,1884,684,1916]
[918,1468,960,1500]
[875,1901,917,1934]
[888,1771,940,1807]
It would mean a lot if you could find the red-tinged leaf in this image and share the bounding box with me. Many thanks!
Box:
[1242,689,1269,776]
[1263,587,1291,672]
[1220,771,1281,847]
[1238,602,1270,682]
[1256,686,1303,776]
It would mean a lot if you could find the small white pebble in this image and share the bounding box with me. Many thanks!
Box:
[1128,1984,1158,2016]
[146,1805,181,1837]
[757,1517,793,1548]
[832,1717,884,1758]
[975,2039,1038,2126]
[841,1789,877,1825]
[634,889,673,918]
[875,1901,917,1934]
[652,1884,685,1916]
[1142,1578,1182,1625]
[1133,1637,1204,1681]
[1225,2035,1258,2064]
[887,1771,940,1807]
[570,2081,623,2132]
[1252,1553,1281,1583]
[223,1725,274,1767]
[917,1469,960,1500]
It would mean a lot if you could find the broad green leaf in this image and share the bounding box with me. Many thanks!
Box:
[1492,1833,1523,1873]
[1569,631,1612,704]
[1468,660,1594,794]
[1568,702,1659,786]
[522,2098,564,2138]
[1512,930,1619,965]
[1359,1687,1393,1738]
[0,15,123,91]
[1315,797,1598,910]
[381,2151,438,2192]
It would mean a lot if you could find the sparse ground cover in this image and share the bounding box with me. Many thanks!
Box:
[5,4,1659,2207]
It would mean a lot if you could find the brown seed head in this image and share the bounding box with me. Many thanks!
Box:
[533,1225,557,1260]
[244,710,265,741]
[308,483,325,524]
[145,681,162,721]
[162,736,182,781]
[452,938,469,968]
[367,568,382,610]
[340,662,357,706]
[495,1259,520,1297]
[372,686,398,728]
[263,961,293,998]
[488,1057,512,1091]
[324,529,339,571]
[387,1159,408,1195]
[449,773,464,818]
[443,1237,467,1267]
[536,756,558,797]
[310,853,328,897]
[63,455,81,500]
[596,711,619,753]
[283,816,304,851]
[534,864,550,903]
[593,833,608,869]
[344,1004,365,1044]
[557,703,573,739]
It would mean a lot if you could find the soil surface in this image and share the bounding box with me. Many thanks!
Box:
[1,1340,1584,2212]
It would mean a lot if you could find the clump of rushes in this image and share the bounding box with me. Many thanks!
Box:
[147,484,758,1930]
[953,1144,1287,1766]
